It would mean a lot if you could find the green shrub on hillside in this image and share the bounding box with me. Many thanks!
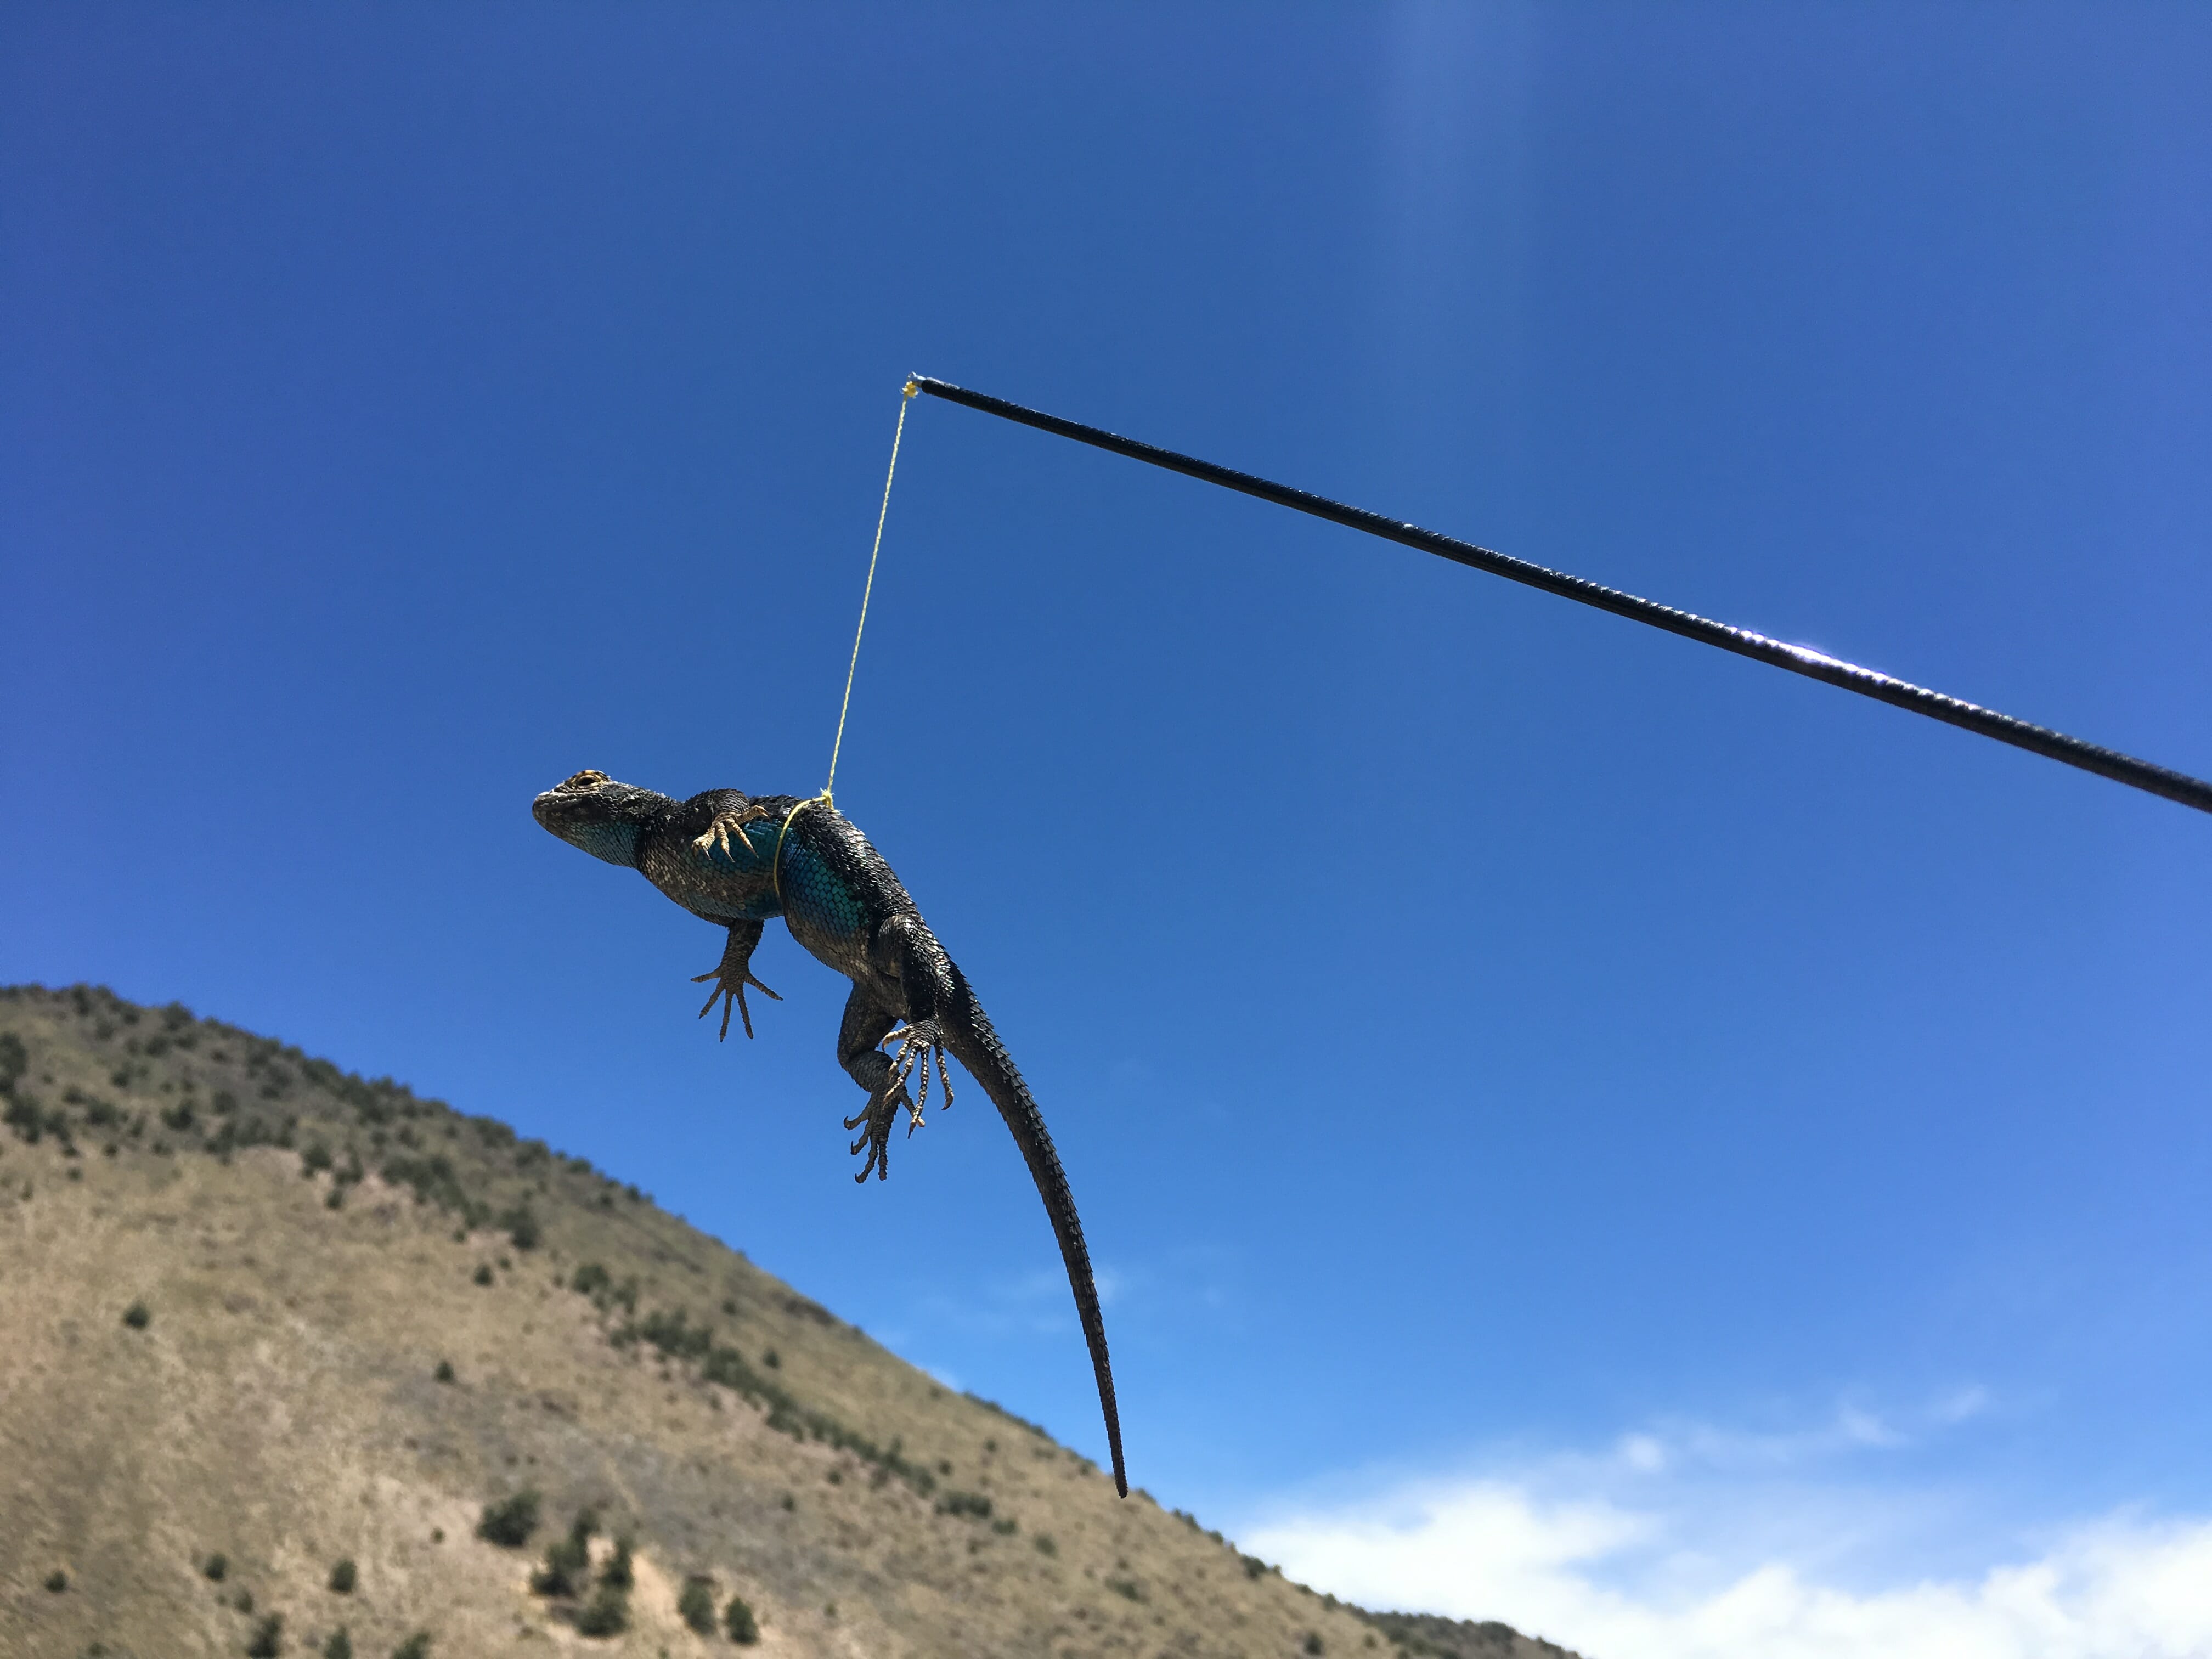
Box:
[476,1490,540,1549]
[678,1576,717,1634]
[434,1360,455,1384]
[634,1307,714,1362]
[614,1300,933,1497]
[329,1558,357,1594]
[43,1569,66,1593]
[245,1612,283,1656]
[725,1594,760,1644]
[571,1262,610,1297]
[381,1153,471,1213]
[601,1536,633,1591]
[322,1628,351,1659]
[574,1584,628,1637]
[472,1263,494,1287]
[203,1553,229,1581]
[391,1635,431,1659]
[500,1203,540,1251]
[530,1533,588,1598]
[122,1300,150,1329]
[936,1490,992,1520]
[530,1509,599,1597]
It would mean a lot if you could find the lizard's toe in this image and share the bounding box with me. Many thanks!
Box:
[692,961,780,1042]
[878,1023,951,1125]
[844,1094,901,1182]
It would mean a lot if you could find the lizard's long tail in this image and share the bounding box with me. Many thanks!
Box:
[935,960,1127,1498]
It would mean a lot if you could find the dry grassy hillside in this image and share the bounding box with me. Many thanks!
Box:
[0,984,1583,1659]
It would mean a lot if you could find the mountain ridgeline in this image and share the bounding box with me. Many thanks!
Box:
[0,984,1583,1659]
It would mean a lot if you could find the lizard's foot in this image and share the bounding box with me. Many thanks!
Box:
[882,1022,955,1121]
[842,1022,950,1182]
[843,1089,904,1183]
[840,1026,955,1186]
[692,802,775,862]
[692,962,781,1041]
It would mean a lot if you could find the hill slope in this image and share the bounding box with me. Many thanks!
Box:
[0,984,1583,1659]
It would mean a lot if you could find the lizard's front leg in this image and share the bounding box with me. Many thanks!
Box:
[691,798,776,861]
[692,920,781,1040]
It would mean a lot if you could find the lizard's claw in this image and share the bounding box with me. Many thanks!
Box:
[692,802,774,862]
[691,963,782,1041]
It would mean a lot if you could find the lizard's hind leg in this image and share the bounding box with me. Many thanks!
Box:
[835,988,911,1183]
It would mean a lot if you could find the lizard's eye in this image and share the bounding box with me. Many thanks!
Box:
[557,769,611,793]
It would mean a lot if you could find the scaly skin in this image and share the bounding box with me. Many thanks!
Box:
[532,769,1127,1497]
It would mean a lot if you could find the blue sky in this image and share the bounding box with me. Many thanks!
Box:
[6,7,2210,1654]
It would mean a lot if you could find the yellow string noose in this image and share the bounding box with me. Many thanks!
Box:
[774,379,918,896]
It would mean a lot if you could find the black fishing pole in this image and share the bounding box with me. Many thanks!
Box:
[907,375,2212,819]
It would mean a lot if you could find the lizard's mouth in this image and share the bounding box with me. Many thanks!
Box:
[534,771,603,829]
[532,789,590,833]
[533,771,650,867]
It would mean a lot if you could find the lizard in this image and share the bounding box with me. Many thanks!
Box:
[531,768,1127,1497]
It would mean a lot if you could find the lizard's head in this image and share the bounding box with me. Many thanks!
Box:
[532,769,667,868]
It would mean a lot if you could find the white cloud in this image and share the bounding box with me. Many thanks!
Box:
[1618,1403,1914,1472]
[1940,1385,1994,1424]
[1619,1433,1669,1474]
[1234,1401,2212,1659]
[1246,1482,2212,1659]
